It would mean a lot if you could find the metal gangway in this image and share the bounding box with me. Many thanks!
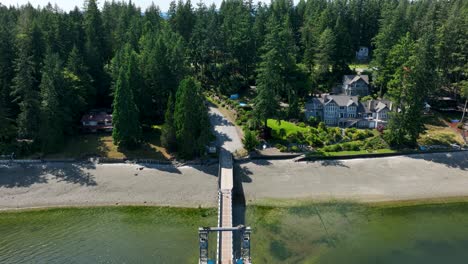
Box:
[198,225,251,264]
[198,149,251,264]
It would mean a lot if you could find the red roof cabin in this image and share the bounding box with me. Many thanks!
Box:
[81,110,113,133]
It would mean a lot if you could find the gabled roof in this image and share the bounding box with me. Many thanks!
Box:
[375,102,389,112]
[343,75,369,85]
[364,99,392,113]
[323,95,359,107]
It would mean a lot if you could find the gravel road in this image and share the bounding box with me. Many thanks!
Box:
[237,151,468,203]
[209,105,243,153]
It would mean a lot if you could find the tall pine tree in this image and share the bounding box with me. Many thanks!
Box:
[112,64,141,149]
[84,0,109,106]
[39,52,66,153]
[173,77,210,159]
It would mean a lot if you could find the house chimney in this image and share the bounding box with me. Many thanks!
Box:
[368,100,371,110]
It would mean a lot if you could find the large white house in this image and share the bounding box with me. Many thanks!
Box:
[342,74,370,96]
[305,95,392,129]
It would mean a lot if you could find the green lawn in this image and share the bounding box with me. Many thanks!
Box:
[348,63,370,70]
[43,126,171,160]
[267,119,309,140]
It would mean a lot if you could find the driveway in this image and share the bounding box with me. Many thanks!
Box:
[208,105,243,153]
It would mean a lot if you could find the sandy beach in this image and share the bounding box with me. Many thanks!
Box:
[0,163,219,210]
[238,151,468,203]
[0,151,467,210]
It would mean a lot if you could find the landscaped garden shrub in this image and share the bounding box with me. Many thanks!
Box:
[318,122,327,132]
[297,122,306,128]
[238,115,248,124]
[352,131,367,141]
[243,130,259,151]
[275,143,288,152]
[327,127,342,143]
[322,144,343,152]
[363,136,389,150]
[287,133,299,143]
[246,119,261,130]
[306,133,324,148]
[307,116,320,127]
[290,145,300,152]
[345,128,357,138]
[341,141,363,151]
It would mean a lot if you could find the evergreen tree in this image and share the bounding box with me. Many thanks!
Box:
[0,7,16,119]
[12,13,42,140]
[173,77,210,159]
[254,49,281,129]
[435,0,468,97]
[220,0,255,86]
[385,33,434,147]
[0,99,16,144]
[189,3,222,86]
[65,46,92,110]
[160,93,177,151]
[313,28,336,91]
[169,0,195,42]
[39,53,66,152]
[372,0,408,95]
[242,129,259,151]
[333,14,353,73]
[139,28,186,123]
[84,0,109,106]
[112,65,141,149]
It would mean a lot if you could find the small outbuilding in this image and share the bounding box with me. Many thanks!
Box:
[81,109,113,133]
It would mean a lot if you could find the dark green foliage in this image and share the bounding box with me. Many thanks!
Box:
[243,130,259,151]
[385,32,437,148]
[313,28,336,91]
[0,101,16,144]
[169,0,196,42]
[0,0,466,155]
[112,48,141,149]
[173,77,210,159]
[64,46,90,121]
[160,93,177,151]
[12,24,41,140]
[139,27,187,123]
[84,0,109,106]
[39,53,66,153]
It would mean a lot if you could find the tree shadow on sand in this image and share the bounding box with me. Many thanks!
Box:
[0,162,97,188]
[407,151,468,171]
[235,163,253,183]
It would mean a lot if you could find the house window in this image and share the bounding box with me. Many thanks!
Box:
[340,106,345,110]
[340,113,345,118]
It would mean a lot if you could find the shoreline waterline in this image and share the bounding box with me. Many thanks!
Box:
[3,196,468,213]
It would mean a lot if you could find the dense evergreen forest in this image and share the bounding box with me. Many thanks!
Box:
[0,0,466,157]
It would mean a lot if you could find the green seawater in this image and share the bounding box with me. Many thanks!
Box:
[1,203,468,263]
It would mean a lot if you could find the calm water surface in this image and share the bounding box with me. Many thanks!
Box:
[1,203,468,263]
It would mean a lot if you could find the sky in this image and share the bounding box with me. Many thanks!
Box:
[0,0,228,12]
